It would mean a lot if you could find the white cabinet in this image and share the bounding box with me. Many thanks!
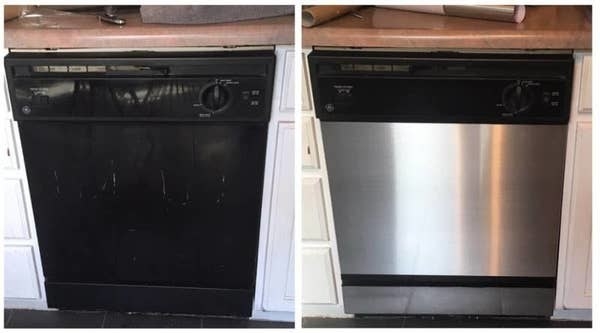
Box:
[579,55,591,113]
[2,119,18,170]
[302,248,337,304]
[4,246,41,299]
[261,122,295,312]
[252,46,294,321]
[562,121,592,309]
[301,57,312,112]
[302,178,329,241]
[301,116,319,169]
[301,50,347,317]
[4,178,31,239]
[280,51,295,114]
[555,53,592,318]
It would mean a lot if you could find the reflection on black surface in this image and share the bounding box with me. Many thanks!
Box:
[17,80,206,117]
[20,122,268,289]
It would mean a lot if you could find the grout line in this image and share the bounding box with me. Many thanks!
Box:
[100,311,107,328]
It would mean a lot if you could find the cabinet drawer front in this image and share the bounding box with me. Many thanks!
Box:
[280,50,295,114]
[4,246,41,299]
[302,248,338,304]
[302,178,329,241]
[579,55,591,113]
[4,178,31,240]
[302,117,319,169]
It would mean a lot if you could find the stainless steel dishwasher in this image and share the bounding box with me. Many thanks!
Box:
[309,50,573,316]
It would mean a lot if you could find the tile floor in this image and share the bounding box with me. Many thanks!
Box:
[4,309,294,328]
[302,315,592,328]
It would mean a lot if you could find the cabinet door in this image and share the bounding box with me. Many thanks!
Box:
[280,51,295,114]
[302,248,337,304]
[262,122,295,312]
[579,55,591,113]
[301,117,319,169]
[563,121,592,308]
[302,178,329,241]
[2,119,18,170]
[302,57,312,112]
[4,246,41,299]
[4,178,31,239]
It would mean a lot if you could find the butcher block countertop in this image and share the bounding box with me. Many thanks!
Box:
[4,10,294,49]
[303,6,591,50]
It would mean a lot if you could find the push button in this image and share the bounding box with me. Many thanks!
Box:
[49,66,68,73]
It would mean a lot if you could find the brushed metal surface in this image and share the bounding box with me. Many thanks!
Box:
[343,286,556,316]
[321,122,567,277]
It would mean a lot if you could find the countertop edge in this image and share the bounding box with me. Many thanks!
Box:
[303,29,592,50]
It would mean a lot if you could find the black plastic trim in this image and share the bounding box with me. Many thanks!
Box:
[342,274,556,288]
[45,282,254,317]
[308,50,573,125]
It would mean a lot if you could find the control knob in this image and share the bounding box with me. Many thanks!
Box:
[200,83,229,111]
[502,82,535,114]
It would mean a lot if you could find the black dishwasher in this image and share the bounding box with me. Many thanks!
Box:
[5,51,275,316]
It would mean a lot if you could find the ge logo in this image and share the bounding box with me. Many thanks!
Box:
[325,103,335,112]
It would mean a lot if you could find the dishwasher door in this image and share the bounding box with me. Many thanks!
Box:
[321,122,567,278]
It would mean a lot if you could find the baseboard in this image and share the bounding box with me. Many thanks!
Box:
[552,309,592,321]
[4,298,48,310]
[251,310,294,322]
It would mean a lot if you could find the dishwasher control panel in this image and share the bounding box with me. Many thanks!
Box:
[5,51,275,122]
[309,51,573,124]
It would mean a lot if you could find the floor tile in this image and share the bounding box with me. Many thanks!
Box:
[6,309,105,328]
[168,314,206,328]
[4,309,13,327]
[203,317,293,328]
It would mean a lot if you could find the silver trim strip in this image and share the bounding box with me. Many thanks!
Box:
[343,286,555,316]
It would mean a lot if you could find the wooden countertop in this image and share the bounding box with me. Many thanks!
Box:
[4,10,294,49]
[303,6,591,50]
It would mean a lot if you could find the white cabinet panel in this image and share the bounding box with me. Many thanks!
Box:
[4,178,31,239]
[302,178,329,241]
[579,55,591,113]
[3,70,11,114]
[301,117,319,169]
[302,57,312,111]
[2,119,18,170]
[303,248,337,304]
[280,51,295,113]
[262,122,295,312]
[4,246,41,299]
[564,121,592,309]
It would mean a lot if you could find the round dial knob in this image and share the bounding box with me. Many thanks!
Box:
[200,84,229,111]
[502,82,535,114]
